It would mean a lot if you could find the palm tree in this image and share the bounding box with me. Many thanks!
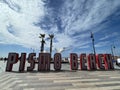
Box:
[39,34,45,52]
[49,34,54,55]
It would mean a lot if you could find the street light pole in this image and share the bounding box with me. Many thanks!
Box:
[91,32,96,55]
[111,45,116,60]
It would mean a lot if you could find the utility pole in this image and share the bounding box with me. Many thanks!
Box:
[49,34,54,55]
[111,45,116,60]
[90,32,96,55]
[111,45,114,55]
[39,34,45,52]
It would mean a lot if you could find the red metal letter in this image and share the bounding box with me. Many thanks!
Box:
[104,54,114,70]
[19,53,26,72]
[96,54,105,70]
[70,53,78,70]
[88,54,97,70]
[80,53,87,70]
[38,53,50,71]
[6,53,18,72]
[27,53,36,71]
[54,53,61,71]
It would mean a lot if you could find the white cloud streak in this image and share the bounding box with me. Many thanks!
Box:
[95,41,110,47]
[0,0,120,53]
[0,0,45,49]
[99,32,118,40]
[60,0,120,35]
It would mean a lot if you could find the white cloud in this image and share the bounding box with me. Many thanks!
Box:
[60,0,120,35]
[46,33,74,50]
[95,41,110,47]
[0,0,45,49]
[0,0,120,54]
[56,0,120,51]
[100,32,118,40]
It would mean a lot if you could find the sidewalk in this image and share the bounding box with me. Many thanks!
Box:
[0,70,120,90]
[0,61,120,90]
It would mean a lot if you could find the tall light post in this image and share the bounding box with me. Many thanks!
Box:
[39,34,45,52]
[111,45,116,60]
[90,32,96,56]
[49,34,54,55]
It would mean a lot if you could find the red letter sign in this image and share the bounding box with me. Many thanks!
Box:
[80,53,87,70]
[96,54,105,70]
[70,53,78,70]
[6,53,19,71]
[19,53,26,72]
[27,53,36,71]
[38,53,50,71]
[88,54,97,70]
[54,53,62,71]
[104,54,114,70]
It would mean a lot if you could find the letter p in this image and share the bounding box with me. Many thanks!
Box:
[6,53,18,71]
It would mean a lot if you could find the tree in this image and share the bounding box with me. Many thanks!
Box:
[39,34,45,52]
[49,34,54,55]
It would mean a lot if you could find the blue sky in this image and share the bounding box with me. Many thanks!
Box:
[0,0,120,57]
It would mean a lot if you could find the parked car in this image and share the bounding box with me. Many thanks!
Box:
[116,58,120,66]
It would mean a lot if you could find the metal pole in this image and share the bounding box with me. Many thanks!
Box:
[111,44,116,60]
[111,45,114,59]
[113,45,116,60]
[91,32,96,55]
[111,45,113,55]
[92,38,96,55]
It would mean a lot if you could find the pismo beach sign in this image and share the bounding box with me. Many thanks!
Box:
[6,53,114,72]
